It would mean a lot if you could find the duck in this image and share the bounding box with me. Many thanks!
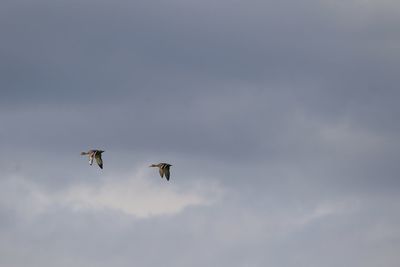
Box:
[80,150,105,169]
[149,163,172,181]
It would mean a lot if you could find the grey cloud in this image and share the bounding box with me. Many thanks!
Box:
[1,0,400,266]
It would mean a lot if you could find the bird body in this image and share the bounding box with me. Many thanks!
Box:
[150,163,172,181]
[81,150,105,169]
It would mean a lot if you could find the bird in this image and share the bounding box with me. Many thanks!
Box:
[80,150,105,169]
[149,163,172,181]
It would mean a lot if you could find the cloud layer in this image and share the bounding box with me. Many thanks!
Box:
[0,167,222,219]
[1,0,400,266]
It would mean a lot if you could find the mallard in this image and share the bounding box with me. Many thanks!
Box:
[149,163,172,181]
[80,150,105,169]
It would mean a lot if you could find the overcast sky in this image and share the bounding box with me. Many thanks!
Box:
[1,0,400,266]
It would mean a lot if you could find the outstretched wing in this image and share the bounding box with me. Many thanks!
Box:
[159,168,164,178]
[164,167,170,181]
[95,153,103,169]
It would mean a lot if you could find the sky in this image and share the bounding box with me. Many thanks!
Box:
[1,0,400,266]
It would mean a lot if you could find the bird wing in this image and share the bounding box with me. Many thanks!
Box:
[159,168,164,178]
[164,167,170,181]
[95,152,103,169]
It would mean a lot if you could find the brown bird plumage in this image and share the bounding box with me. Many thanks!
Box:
[149,163,172,181]
[81,150,105,169]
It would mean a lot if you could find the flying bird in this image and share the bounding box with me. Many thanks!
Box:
[149,163,172,181]
[80,150,105,169]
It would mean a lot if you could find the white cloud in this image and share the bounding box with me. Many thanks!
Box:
[0,166,224,219]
